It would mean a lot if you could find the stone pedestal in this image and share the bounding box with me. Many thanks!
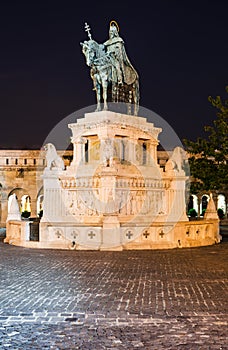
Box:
[4,110,220,250]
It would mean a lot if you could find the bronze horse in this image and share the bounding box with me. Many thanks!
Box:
[81,39,139,115]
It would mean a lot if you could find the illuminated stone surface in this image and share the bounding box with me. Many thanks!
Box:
[6,111,220,249]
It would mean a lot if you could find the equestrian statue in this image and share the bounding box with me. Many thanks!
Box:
[81,21,140,115]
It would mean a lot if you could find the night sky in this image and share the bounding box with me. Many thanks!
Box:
[0,0,227,149]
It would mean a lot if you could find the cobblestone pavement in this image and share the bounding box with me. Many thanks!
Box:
[0,241,227,349]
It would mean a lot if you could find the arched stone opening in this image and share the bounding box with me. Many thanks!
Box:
[217,194,226,218]
[21,195,31,218]
[188,194,198,214]
[8,188,31,217]
[200,194,210,217]
[37,187,44,217]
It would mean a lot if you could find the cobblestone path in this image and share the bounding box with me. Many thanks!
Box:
[0,242,227,349]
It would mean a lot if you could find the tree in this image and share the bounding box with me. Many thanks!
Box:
[183,86,228,196]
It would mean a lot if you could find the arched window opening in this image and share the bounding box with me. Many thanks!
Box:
[21,195,31,218]
[200,194,209,216]
[217,194,226,218]
[37,194,44,218]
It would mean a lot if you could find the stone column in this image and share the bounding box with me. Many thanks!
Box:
[197,194,201,217]
[30,199,37,217]
[166,174,188,222]
[127,137,138,165]
[147,140,158,166]
[41,169,62,222]
[71,137,87,166]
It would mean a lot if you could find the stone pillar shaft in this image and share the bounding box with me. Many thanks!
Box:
[72,137,87,165]
[147,141,157,165]
[127,137,138,164]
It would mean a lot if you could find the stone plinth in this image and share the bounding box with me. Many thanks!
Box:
[5,110,221,250]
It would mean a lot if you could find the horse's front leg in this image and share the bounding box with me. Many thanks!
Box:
[91,72,101,112]
[102,79,108,111]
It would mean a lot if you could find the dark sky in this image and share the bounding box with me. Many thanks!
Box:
[0,0,227,149]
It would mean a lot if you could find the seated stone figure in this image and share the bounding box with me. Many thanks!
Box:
[44,143,65,170]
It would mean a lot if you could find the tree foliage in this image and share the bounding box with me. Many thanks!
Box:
[183,86,228,195]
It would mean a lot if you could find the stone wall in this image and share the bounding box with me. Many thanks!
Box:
[0,150,72,226]
[5,218,220,250]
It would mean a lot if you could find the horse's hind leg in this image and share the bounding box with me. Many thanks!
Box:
[134,101,139,116]
[127,102,132,115]
[95,84,102,112]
